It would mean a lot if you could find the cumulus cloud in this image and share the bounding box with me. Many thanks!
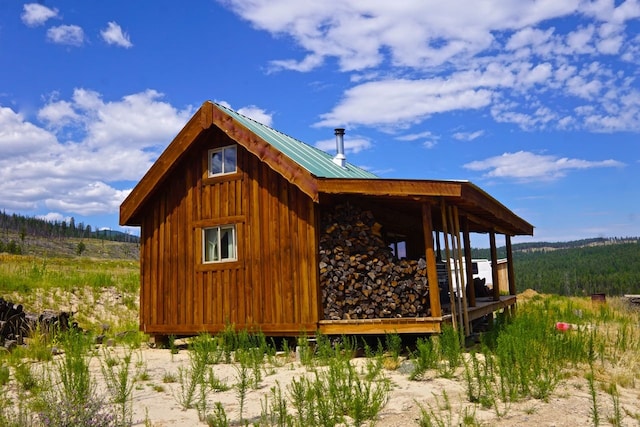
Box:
[224,0,581,72]
[222,0,640,133]
[101,21,133,48]
[314,135,372,154]
[464,151,625,181]
[0,90,193,216]
[237,105,273,126]
[47,25,85,46]
[216,101,274,126]
[0,107,58,157]
[36,212,70,223]
[21,3,58,27]
[316,78,493,128]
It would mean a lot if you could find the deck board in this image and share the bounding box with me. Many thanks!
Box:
[318,295,516,335]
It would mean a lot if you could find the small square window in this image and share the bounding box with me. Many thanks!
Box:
[203,225,237,263]
[208,145,237,177]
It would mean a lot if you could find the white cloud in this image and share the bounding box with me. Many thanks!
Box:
[0,90,193,216]
[47,25,85,46]
[395,130,439,148]
[36,212,70,223]
[464,151,625,181]
[396,131,438,142]
[0,107,58,157]
[316,78,493,128]
[452,130,485,141]
[21,3,58,27]
[37,99,79,128]
[506,27,555,51]
[222,0,640,134]
[315,135,372,154]
[566,25,595,53]
[101,21,133,48]
[225,0,582,72]
[215,101,274,126]
[237,105,273,126]
[269,54,324,73]
[45,182,131,216]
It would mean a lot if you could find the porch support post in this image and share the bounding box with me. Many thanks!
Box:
[452,206,469,337]
[422,203,442,318]
[462,217,476,307]
[490,231,500,301]
[506,235,516,296]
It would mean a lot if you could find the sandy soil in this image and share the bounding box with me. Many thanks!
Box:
[90,344,640,427]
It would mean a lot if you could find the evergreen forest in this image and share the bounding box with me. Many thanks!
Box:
[474,239,640,296]
[0,210,138,255]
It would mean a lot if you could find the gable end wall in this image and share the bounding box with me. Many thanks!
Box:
[139,128,320,336]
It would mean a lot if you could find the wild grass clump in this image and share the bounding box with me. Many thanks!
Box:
[410,324,463,380]
[459,301,595,415]
[284,356,390,427]
[417,391,480,427]
[35,328,117,426]
[0,360,10,386]
[100,348,141,426]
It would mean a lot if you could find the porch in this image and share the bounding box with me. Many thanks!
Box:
[318,295,517,335]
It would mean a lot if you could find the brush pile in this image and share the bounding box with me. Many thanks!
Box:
[0,297,74,350]
[319,203,431,320]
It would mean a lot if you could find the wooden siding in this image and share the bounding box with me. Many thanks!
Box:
[139,130,319,336]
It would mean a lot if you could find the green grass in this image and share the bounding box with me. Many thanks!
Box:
[0,254,139,334]
[2,253,640,426]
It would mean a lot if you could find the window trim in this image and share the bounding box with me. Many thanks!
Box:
[208,145,237,177]
[202,224,237,264]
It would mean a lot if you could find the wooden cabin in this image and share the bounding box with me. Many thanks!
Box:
[120,101,534,339]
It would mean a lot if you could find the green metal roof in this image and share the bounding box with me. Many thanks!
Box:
[215,103,377,179]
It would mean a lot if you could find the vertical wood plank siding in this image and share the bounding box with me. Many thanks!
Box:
[139,131,320,335]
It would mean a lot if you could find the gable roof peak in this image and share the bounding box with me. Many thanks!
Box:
[210,101,376,180]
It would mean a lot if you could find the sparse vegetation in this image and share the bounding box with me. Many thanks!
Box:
[2,241,640,426]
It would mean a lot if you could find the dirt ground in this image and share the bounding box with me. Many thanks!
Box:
[92,344,639,427]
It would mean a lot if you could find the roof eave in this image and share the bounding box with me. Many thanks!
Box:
[120,104,210,226]
[207,103,320,202]
[120,102,323,227]
[316,177,534,236]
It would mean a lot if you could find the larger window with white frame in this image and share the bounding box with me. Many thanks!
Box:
[203,225,237,263]
[208,145,237,177]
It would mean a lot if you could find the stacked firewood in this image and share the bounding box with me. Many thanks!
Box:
[319,203,430,320]
[0,297,74,350]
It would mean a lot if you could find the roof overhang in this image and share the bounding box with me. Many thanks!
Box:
[316,178,534,236]
[120,101,320,225]
[120,101,533,238]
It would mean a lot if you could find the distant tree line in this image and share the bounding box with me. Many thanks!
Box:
[471,238,640,296]
[0,210,139,246]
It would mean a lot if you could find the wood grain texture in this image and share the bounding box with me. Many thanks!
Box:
[138,133,320,336]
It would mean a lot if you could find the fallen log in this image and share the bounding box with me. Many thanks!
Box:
[0,297,75,349]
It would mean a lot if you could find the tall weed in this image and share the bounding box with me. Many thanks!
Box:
[100,348,140,426]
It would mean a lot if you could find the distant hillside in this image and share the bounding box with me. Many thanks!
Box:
[471,238,640,296]
[512,237,639,253]
[0,211,139,259]
[471,236,639,259]
[0,229,139,260]
[0,210,139,243]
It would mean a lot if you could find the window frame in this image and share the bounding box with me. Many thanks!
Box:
[208,145,237,177]
[202,224,237,264]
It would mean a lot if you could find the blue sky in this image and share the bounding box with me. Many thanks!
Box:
[1,1,639,245]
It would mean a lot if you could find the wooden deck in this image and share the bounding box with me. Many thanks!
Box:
[318,295,516,335]
[465,295,516,322]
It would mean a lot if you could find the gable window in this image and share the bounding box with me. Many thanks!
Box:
[208,145,237,177]
[203,225,237,263]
